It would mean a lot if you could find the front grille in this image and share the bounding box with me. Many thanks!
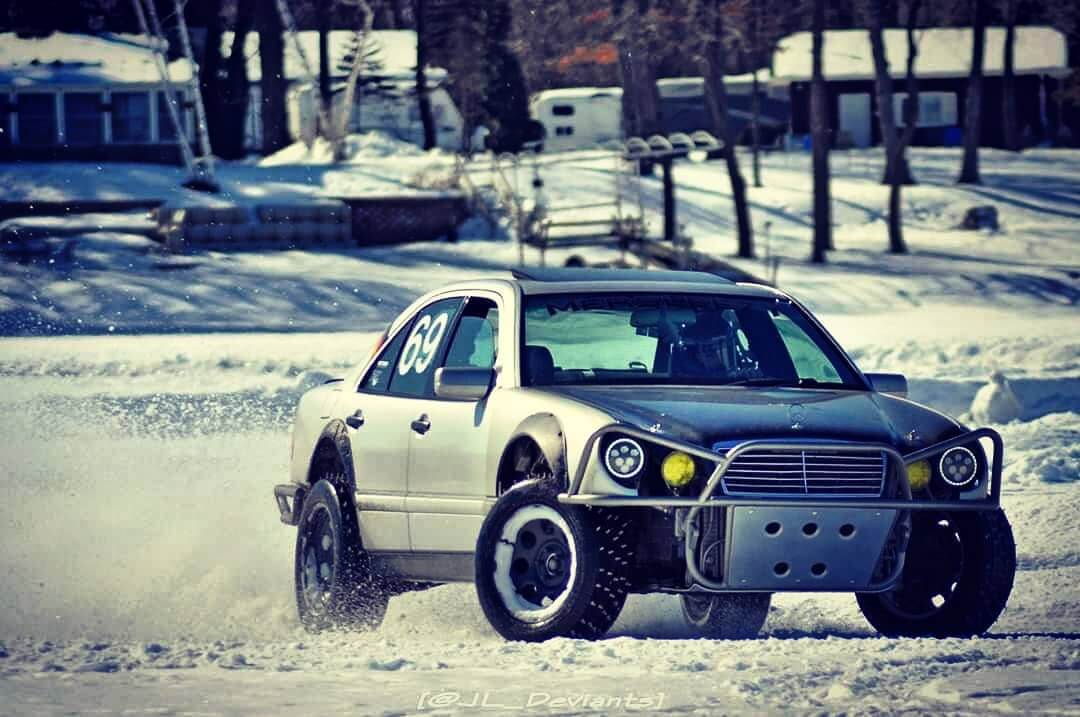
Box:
[721,449,887,497]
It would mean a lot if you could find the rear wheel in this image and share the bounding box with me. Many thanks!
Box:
[295,478,388,632]
[857,509,1015,638]
[475,479,632,641]
[681,593,771,639]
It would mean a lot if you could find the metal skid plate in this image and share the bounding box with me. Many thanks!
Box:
[726,506,897,590]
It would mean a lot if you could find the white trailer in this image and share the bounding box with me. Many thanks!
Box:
[529,87,623,152]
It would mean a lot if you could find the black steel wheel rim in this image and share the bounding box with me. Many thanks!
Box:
[882,515,965,620]
[508,517,571,608]
[299,506,336,614]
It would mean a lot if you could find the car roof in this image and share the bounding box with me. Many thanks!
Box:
[417,270,783,305]
[510,267,735,284]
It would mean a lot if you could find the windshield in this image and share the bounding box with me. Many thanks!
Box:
[521,292,864,388]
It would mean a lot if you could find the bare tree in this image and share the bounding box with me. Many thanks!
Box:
[413,0,436,149]
[866,0,916,186]
[810,0,830,263]
[219,0,256,158]
[1001,0,1020,151]
[700,0,754,258]
[615,0,662,137]
[868,0,922,254]
[958,0,986,184]
[256,0,290,154]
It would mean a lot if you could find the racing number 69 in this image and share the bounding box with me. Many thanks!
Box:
[398,312,450,376]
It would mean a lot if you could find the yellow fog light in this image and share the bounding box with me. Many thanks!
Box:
[907,459,932,491]
[661,451,696,489]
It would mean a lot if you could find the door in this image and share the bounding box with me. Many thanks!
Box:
[406,297,501,553]
[344,297,463,551]
[838,93,871,148]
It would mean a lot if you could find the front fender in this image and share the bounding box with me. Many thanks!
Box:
[499,413,567,491]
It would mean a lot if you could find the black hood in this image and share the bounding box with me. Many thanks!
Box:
[549,385,962,453]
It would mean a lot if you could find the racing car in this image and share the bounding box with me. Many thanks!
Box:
[274,268,1015,641]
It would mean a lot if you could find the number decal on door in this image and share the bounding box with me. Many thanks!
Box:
[397,311,450,376]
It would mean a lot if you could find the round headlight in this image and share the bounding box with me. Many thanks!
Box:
[939,446,978,487]
[661,451,696,489]
[604,438,645,483]
[906,459,931,491]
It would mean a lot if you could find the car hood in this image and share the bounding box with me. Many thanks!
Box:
[547,385,962,453]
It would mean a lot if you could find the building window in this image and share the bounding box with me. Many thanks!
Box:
[552,104,575,116]
[64,92,103,146]
[111,91,151,143]
[555,126,574,136]
[16,93,57,146]
[157,91,186,142]
[893,92,958,128]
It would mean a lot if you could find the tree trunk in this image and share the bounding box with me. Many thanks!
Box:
[751,70,762,187]
[958,0,986,184]
[702,5,753,259]
[1002,0,1020,152]
[255,0,289,154]
[886,0,922,255]
[810,0,830,263]
[189,0,224,156]
[616,5,661,138]
[413,0,436,149]
[318,0,331,132]
[219,0,255,158]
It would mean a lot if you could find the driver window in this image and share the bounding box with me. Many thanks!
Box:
[443,298,499,370]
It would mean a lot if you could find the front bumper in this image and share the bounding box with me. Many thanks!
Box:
[559,426,1003,593]
[274,483,306,526]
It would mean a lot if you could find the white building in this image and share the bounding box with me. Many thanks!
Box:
[0,32,195,162]
[229,30,464,152]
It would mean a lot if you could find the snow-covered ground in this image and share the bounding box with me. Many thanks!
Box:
[0,146,1078,714]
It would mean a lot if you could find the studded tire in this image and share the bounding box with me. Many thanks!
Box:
[474,479,633,642]
[680,592,772,639]
[856,508,1016,638]
[295,478,389,632]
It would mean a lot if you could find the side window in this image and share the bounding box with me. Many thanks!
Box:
[443,298,499,370]
[387,298,463,396]
[770,312,842,383]
[359,323,411,393]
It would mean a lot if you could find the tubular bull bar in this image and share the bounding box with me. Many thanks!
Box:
[559,426,1003,592]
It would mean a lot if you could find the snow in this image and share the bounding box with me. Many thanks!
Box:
[0,147,1078,713]
[259,131,427,166]
[222,29,446,84]
[0,32,193,87]
[772,26,1070,83]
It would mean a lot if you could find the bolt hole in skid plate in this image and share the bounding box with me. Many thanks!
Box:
[729,507,896,589]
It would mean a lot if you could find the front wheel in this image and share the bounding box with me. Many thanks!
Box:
[295,479,389,632]
[857,509,1016,638]
[474,479,632,641]
[681,593,771,639]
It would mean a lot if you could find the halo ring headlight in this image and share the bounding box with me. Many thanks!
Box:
[939,446,978,487]
[604,437,645,483]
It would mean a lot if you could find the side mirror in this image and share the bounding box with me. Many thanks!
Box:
[865,372,908,398]
[434,366,494,402]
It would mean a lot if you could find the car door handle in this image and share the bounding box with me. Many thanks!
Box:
[345,410,364,429]
[410,414,431,435]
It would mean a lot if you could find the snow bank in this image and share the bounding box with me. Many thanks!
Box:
[258,131,427,167]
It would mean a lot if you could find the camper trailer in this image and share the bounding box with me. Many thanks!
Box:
[529,87,623,152]
[530,75,787,153]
